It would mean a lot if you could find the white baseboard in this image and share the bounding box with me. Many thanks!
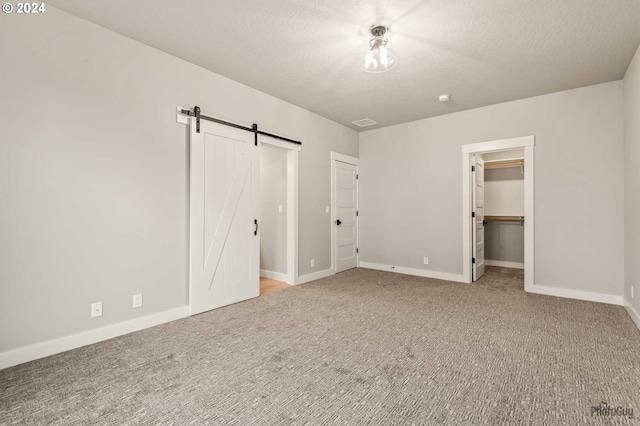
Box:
[527,285,623,306]
[295,268,334,285]
[0,306,189,371]
[623,298,640,331]
[359,262,467,283]
[485,260,524,269]
[260,269,288,282]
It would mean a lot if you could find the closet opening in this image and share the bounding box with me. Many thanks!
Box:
[461,136,535,292]
[259,140,299,295]
[474,149,525,288]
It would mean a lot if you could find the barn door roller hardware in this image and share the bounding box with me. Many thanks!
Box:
[180,106,302,146]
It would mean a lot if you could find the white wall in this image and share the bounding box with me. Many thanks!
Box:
[260,145,288,275]
[624,45,640,315]
[0,7,358,354]
[359,81,624,297]
[484,167,524,216]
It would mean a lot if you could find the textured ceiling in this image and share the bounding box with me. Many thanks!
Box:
[48,0,639,131]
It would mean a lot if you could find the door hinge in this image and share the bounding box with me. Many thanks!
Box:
[472,166,475,172]
[356,174,359,180]
[472,257,476,264]
[356,210,359,217]
[356,248,359,254]
[472,211,475,218]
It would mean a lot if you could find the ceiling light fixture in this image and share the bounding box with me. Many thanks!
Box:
[361,25,397,73]
[439,94,450,102]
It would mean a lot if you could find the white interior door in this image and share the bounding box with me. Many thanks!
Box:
[189,118,260,315]
[334,161,358,273]
[473,156,486,281]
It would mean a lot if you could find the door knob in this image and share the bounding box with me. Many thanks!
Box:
[336,219,342,226]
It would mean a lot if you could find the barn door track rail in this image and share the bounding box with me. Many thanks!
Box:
[179,106,302,146]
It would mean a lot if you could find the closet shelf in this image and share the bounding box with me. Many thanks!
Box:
[484,160,524,169]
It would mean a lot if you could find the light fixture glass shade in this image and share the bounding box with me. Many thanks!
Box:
[361,27,397,73]
[361,45,397,73]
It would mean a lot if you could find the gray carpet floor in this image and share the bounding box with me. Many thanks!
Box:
[1,267,639,425]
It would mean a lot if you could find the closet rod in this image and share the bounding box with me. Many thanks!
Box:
[484,216,524,222]
[180,107,302,146]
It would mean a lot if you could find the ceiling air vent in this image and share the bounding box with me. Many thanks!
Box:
[352,118,378,128]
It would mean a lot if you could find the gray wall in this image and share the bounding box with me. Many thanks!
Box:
[0,8,358,353]
[624,45,640,313]
[260,146,287,275]
[485,222,525,264]
[359,81,624,296]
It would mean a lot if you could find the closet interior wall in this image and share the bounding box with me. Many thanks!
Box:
[260,145,288,277]
[483,150,525,267]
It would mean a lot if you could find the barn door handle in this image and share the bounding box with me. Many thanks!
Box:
[336,219,342,226]
[254,219,258,235]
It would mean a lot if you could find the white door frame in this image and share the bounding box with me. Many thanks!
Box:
[260,136,300,285]
[330,152,360,274]
[461,136,535,291]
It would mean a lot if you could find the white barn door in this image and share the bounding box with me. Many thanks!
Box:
[189,118,260,315]
[472,156,485,281]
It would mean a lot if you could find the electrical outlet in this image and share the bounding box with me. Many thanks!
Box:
[632,286,635,299]
[278,205,283,214]
[310,259,315,268]
[423,257,429,265]
[91,302,102,318]
[325,206,330,214]
[133,294,143,308]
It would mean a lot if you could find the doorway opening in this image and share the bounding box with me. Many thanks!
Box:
[462,136,534,292]
[473,149,526,289]
[259,137,299,294]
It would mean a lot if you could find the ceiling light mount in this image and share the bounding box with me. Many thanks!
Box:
[370,25,387,38]
[361,25,397,73]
